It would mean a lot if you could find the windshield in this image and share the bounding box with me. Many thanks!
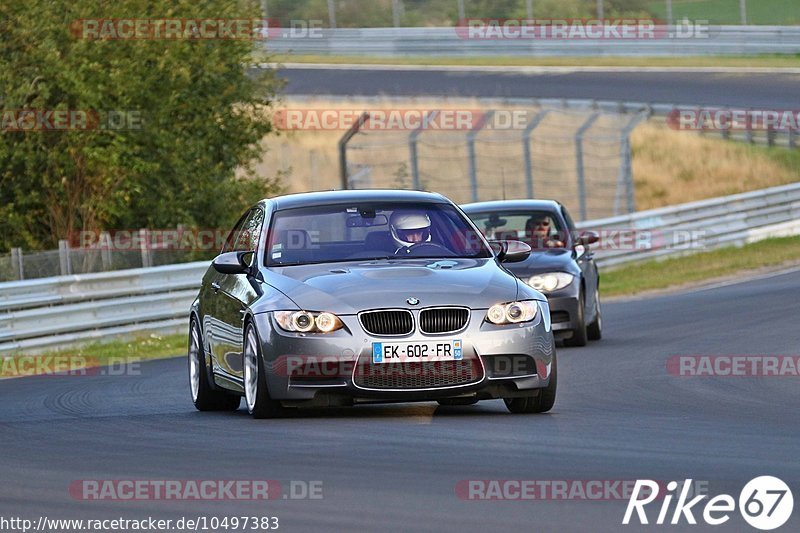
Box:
[265,202,492,267]
[468,210,569,249]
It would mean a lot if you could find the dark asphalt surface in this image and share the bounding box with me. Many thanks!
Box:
[279,66,800,108]
[1,268,799,532]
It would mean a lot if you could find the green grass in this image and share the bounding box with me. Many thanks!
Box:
[602,235,800,297]
[54,333,188,362]
[648,0,800,25]
[269,53,800,68]
[1,333,187,378]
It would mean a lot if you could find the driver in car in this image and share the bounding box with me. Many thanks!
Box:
[390,211,433,253]
[525,215,565,249]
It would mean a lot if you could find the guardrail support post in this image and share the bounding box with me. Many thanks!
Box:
[58,240,71,276]
[139,229,152,269]
[467,110,494,203]
[11,247,24,280]
[789,128,796,149]
[338,112,370,190]
[409,111,438,190]
[575,112,601,221]
[100,231,113,271]
[522,109,551,199]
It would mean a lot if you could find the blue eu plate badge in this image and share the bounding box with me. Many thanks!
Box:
[372,343,383,364]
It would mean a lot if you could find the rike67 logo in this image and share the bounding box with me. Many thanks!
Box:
[623,477,794,530]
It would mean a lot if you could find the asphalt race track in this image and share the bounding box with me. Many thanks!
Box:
[1,268,799,532]
[279,66,800,109]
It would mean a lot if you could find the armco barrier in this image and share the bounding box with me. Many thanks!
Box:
[1,182,799,354]
[262,26,800,57]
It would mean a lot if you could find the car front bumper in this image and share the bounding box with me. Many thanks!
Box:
[252,306,555,405]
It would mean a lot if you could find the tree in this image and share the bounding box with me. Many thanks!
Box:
[0,0,283,252]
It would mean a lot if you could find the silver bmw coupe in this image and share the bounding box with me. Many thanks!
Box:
[189,189,557,418]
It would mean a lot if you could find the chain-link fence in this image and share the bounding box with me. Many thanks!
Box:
[341,102,647,221]
[0,233,217,283]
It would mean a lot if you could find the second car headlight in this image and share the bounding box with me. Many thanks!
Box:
[274,311,344,334]
[486,301,538,325]
[528,272,575,292]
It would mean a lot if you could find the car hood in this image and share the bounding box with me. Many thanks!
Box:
[504,249,579,277]
[264,258,522,315]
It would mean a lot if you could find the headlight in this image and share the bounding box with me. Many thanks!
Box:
[486,301,538,325]
[274,311,344,334]
[527,272,574,292]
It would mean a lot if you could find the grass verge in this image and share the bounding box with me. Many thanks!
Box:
[1,333,187,378]
[270,54,800,69]
[601,235,800,297]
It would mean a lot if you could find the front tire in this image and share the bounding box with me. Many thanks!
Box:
[189,318,241,411]
[587,287,603,341]
[504,352,557,414]
[563,290,588,347]
[243,323,284,419]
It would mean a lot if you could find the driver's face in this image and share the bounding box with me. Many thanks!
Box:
[529,219,550,239]
[403,229,427,243]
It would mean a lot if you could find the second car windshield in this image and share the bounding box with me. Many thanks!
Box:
[470,211,569,249]
[265,202,492,266]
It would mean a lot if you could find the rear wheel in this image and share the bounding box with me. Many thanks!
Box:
[563,290,588,347]
[587,286,603,341]
[504,352,557,414]
[189,318,241,411]
[243,324,284,419]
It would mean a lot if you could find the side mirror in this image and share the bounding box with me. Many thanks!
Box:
[212,251,254,275]
[576,231,600,247]
[489,240,532,264]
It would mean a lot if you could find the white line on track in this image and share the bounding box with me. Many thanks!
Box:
[265,62,800,75]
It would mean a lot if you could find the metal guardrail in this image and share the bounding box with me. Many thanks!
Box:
[0,263,208,353]
[264,26,800,56]
[578,182,800,267]
[1,182,799,354]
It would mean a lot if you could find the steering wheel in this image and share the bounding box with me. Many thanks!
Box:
[396,242,456,257]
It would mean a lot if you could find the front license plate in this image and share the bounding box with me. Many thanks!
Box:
[372,340,463,364]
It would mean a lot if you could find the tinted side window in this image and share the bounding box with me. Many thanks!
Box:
[222,210,251,254]
[234,208,264,252]
[561,206,577,235]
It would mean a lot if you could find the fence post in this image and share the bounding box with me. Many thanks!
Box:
[789,128,796,149]
[409,111,438,190]
[392,0,402,27]
[327,0,336,28]
[522,109,551,199]
[100,231,113,271]
[615,111,649,215]
[575,112,601,220]
[11,247,24,280]
[139,229,151,268]
[467,110,494,203]
[338,112,370,189]
[58,239,71,276]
